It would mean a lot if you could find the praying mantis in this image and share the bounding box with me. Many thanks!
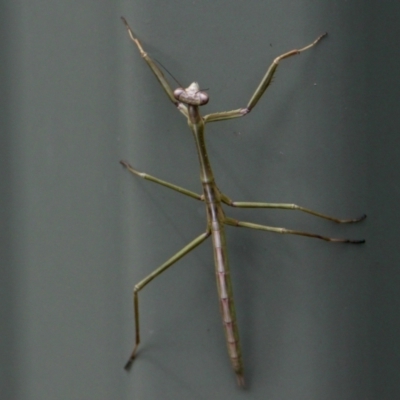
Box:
[120,17,366,387]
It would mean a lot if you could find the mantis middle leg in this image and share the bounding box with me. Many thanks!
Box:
[219,192,366,224]
[120,160,203,201]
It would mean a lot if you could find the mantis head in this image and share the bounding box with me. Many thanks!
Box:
[174,82,209,106]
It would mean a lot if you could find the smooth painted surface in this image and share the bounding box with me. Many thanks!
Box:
[1,1,398,399]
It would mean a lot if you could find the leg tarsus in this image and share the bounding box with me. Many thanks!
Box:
[355,213,367,223]
[124,343,139,371]
[236,372,245,388]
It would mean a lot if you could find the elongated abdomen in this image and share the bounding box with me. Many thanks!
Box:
[211,220,244,387]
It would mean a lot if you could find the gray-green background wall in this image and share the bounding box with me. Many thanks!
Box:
[1,1,397,399]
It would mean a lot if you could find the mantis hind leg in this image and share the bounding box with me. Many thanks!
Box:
[224,217,365,244]
[124,231,210,370]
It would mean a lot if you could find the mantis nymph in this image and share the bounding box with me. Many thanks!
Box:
[120,18,365,387]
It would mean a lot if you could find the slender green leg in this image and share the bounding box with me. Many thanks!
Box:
[120,160,203,201]
[225,217,365,244]
[124,230,211,370]
[203,33,327,123]
[219,192,366,223]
